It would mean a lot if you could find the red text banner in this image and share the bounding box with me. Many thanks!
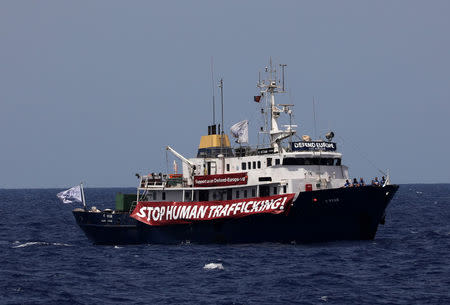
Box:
[193,173,248,187]
[130,193,295,226]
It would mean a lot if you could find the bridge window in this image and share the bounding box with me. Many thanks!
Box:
[275,159,280,165]
[236,190,240,199]
[283,157,341,166]
[283,158,302,165]
[283,185,287,193]
[242,162,246,170]
[248,162,251,169]
[253,161,256,169]
[267,158,272,166]
[257,161,261,168]
[273,186,277,195]
[162,192,166,200]
[226,164,230,172]
[252,188,256,197]
[244,190,247,198]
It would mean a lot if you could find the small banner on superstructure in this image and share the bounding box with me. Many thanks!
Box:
[194,173,248,187]
[291,141,337,152]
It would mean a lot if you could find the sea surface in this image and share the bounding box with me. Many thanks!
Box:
[0,184,449,304]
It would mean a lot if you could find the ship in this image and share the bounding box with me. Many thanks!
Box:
[73,61,399,245]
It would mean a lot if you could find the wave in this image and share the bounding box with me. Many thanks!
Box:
[12,241,72,248]
[203,263,224,270]
[320,296,328,302]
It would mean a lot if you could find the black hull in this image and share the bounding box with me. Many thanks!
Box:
[73,185,399,245]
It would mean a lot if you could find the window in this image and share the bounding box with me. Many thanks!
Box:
[242,162,246,170]
[322,158,334,166]
[236,190,240,199]
[227,189,232,200]
[283,158,302,165]
[283,185,287,193]
[335,158,341,165]
[318,158,334,166]
[273,187,277,195]
[253,161,256,169]
[199,190,209,201]
[260,185,270,197]
[226,164,230,172]
[248,162,251,169]
[275,159,280,165]
[252,188,256,197]
[257,161,261,168]
[153,191,157,200]
[244,190,247,198]
[162,192,166,200]
[283,158,303,165]
[283,157,336,166]
[267,158,272,166]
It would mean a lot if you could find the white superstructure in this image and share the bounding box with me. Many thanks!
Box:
[137,62,349,203]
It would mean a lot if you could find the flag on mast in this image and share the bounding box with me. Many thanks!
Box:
[57,185,83,204]
[173,160,178,174]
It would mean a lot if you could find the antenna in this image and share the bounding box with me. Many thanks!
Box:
[269,57,274,81]
[313,97,317,140]
[279,64,287,92]
[210,57,216,125]
[219,78,224,148]
[269,57,272,80]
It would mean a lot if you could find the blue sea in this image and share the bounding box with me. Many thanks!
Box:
[1,184,449,304]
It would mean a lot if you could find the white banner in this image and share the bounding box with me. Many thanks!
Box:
[57,185,82,204]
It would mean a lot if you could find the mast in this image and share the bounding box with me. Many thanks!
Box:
[219,78,224,150]
[280,64,287,92]
[210,57,216,125]
[257,59,295,152]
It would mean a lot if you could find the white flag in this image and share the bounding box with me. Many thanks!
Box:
[173,160,178,174]
[230,120,248,144]
[57,185,82,204]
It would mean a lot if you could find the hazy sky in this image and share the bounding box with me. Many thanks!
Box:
[1,0,449,188]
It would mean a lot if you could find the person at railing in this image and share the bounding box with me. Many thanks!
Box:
[381,176,386,186]
[372,177,380,186]
[352,178,359,187]
[344,179,351,187]
[359,177,365,186]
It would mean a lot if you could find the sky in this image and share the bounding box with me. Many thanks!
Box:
[1,0,449,188]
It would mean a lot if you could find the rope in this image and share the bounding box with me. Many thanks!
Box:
[337,136,387,177]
